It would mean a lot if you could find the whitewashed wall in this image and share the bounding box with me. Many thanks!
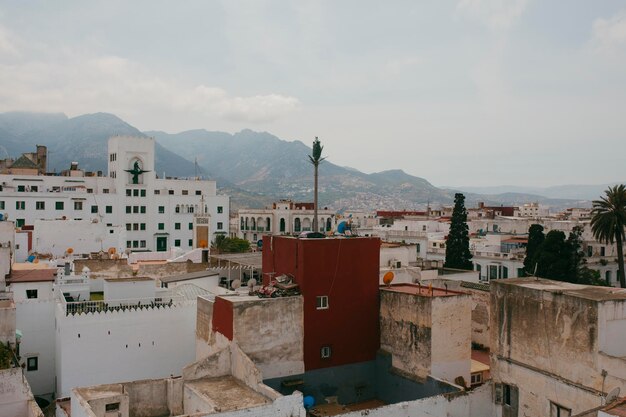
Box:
[0,367,39,417]
[11,282,56,397]
[33,220,126,257]
[55,301,197,398]
[103,279,156,301]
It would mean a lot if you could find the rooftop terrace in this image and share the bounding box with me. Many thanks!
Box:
[494,278,626,301]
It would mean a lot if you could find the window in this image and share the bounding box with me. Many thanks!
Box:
[109,153,117,162]
[140,223,146,231]
[87,188,93,194]
[36,201,45,210]
[16,219,25,228]
[470,372,482,385]
[140,240,146,248]
[133,206,139,214]
[217,222,223,230]
[133,240,139,248]
[217,206,223,214]
[110,171,116,178]
[550,402,571,417]
[133,223,139,231]
[189,222,193,230]
[601,246,606,257]
[126,241,131,248]
[17,185,25,192]
[154,190,160,195]
[502,266,508,279]
[321,346,332,359]
[587,246,593,257]
[0,201,4,210]
[126,224,132,231]
[140,189,146,197]
[158,206,165,214]
[175,206,180,214]
[26,357,38,371]
[174,239,181,247]
[103,188,109,194]
[182,190,188,195]
[168,190,174,195]
[26,289,38,299]
[105,206,112,214]
[74,201,83,210]
[316,296,329,310]
[105,403,120,412]
[188,239,193,246]
[158,223,164,230]
[30,186,38,192]
[189,206,194,213]
[140,206,146,214]
[16,201,25,210]
[126,206,131,214]
[195,190,201,195]
[91,205,98,213]
[126,189,132,196]
[175,223,181,230]
[133,189,139,197]
[55,201,64,210]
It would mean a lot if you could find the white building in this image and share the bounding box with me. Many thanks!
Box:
[237,200,334,245]
[0,137,229,254]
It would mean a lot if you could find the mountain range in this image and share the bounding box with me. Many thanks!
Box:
[0,111,600,210]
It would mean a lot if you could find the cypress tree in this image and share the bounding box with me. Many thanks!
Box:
[444,193,473,270]
[523,224,545,275]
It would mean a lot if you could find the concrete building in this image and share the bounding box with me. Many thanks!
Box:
[0,136,229,254]
[237,200,334,245]
[491,278,626,417]
[262,235,381,371]
[379,283,472,385]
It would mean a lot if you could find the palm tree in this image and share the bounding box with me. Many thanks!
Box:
[591,184,626,288]
[308,137,325,233]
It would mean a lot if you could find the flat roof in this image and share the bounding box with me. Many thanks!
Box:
[493,278,626,301]
[7,268,56,283]
[380,283,466,297]
[104,277,153,282]
[211,253,263,268]
[159,269,220,283]
[185,376,269,412]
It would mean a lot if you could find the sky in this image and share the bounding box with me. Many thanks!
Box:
[0,1,625,187]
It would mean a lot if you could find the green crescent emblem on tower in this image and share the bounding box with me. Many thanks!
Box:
[125,160,149,184]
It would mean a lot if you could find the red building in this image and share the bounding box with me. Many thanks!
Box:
[262,235,381,371]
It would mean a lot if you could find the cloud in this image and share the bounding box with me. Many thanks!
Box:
[0,25,299,127]
[456,0,530,31]
[590,10,626,52]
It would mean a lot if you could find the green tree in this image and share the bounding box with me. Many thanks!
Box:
[211,236,250,253]
[534,230,571,281]
[308,137,325,233]
[444,193,473,270]
[523,224,545,275]
[591,184,626,288]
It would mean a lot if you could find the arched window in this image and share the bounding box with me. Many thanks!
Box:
[175,205,180,214]
[266,217,271,231]
[251,218,256,230]
[606,270,612,284]
[326,218,332,232]
[240,217,245,229]
[280,218,286,233]
[294,218,301,232]
[189,205,194,213]
[302,218,311,231]
[245,217,249,230]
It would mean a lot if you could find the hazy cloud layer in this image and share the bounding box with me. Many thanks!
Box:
[0,1,625,187]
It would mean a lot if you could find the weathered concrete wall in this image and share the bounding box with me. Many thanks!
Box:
[125,379,168,417]
[490,280,626,417]
[337,381,494,417]
[380,290,433,379]
[0,299,16,345]
[75,259,209,280]
[231,296,304,379]
[431,295,472,384]
[0,367,41,417]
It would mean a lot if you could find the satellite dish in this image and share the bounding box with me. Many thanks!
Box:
[231,279,241,290]
[337,221,347,234]
[247,279,257,288]
[383,271,395,286]
[607,387,620,404]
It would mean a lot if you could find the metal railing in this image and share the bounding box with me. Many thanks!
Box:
[60,295,184,316]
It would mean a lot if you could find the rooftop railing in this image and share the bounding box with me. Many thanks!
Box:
[60,294,184,316]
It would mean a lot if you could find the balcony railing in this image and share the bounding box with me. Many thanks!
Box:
[60,295,184,316]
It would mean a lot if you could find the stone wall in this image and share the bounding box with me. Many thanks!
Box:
[75,259,209,280]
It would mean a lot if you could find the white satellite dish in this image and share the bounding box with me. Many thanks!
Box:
[247,279,257,288]
[231,279,241,290]
[606,387,620,404]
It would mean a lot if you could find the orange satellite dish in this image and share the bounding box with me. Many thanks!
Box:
[108,247,117,254]
[66,248,74,254]
[199,240,208,248]
[383,271,394,286]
